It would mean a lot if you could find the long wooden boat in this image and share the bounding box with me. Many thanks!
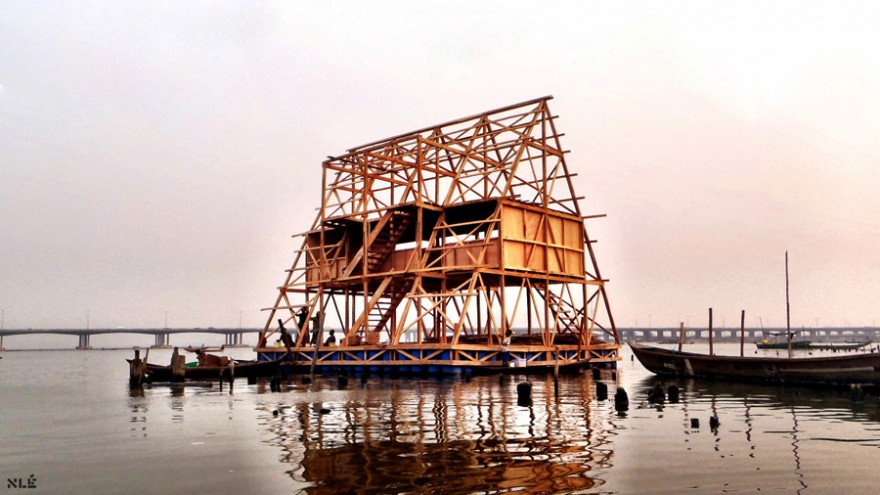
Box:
[127,357,284,381]
[630,342,880,387]
[755,339,811,349]
[807,341,872,351]
[755,328,811,349]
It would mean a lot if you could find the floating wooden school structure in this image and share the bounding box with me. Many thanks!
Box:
[256,96,620,374]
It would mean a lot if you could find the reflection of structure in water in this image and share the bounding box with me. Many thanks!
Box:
[257,97,620,374]
[629,377,880,493]
[261,375,614,494]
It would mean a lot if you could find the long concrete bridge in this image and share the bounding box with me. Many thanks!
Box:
[617,327,880,343]
[2,326,877,351]
[0,328,261,350]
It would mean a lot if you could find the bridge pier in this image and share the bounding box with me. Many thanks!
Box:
[151,332,171,349]
[224,331,247,347]
[76,333,92,350]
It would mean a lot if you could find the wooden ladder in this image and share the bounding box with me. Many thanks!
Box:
[366,276,415,335]
[546,290,584,335]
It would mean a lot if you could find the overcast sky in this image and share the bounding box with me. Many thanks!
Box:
[2,1,880,334]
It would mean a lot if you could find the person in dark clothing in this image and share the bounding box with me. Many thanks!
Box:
[296,307,309,333]
[324,329,336,346]
[279,325,295,348]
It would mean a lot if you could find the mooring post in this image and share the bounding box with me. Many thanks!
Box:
[851,384,865,402]
[309,313,322,379]
[678,322,684,352]
[740,309,746,357]
[517,382,532,407]
[708,308,714,356]
[554,347,560,378]
[648,383,665,404]
[171,347,185,381]
[129,349,145,387]
[596,381,608,401]
[614,387,629,412]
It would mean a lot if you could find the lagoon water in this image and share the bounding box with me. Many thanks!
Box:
[1,343,879,494]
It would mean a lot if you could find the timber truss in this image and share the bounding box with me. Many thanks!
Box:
[257,96,620,371]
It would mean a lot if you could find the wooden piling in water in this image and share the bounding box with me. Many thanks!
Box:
[517,382,532,406]
[596,382,608,401]
[708,308,714,356]
[614,387,629,412]
[171,347,185,381]
[129,349,146,386]
[648,383,665,404]
[678,322,684,352]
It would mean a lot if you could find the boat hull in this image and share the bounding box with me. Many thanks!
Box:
[630,343,880,387]
[807,342,871,351]
[755,340,811,349]
[128,358,283,381]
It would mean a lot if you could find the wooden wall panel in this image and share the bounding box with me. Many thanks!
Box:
[499,203,585,276]
[501,207,524,238]
[503,240,525,270]
[443,240,500,269]
[524,210,544,243]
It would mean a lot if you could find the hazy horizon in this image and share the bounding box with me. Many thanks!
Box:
[3,2,880,335]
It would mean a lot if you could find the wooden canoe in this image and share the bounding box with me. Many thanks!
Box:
[127,357,284,381]
[755,339,811,349]
[807,341,872,351]
[630,342,880,387]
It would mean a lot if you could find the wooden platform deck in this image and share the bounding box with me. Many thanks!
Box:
[257,341,620,375]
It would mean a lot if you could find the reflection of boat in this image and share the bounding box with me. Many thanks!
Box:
[630,342,880,387]
[127,356,284,381]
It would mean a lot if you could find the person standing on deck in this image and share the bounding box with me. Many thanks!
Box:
[501,330,512,366]
[279,325,294,348]
[296,307,310,345]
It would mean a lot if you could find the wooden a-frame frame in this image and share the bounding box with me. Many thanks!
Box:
[257,96,620,372]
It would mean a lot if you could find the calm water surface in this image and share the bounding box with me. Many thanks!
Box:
[1,343,879,494]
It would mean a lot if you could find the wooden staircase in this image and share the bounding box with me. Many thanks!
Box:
[366,210,413,273]
[367,276,415,335]
[342,209,414,277]
[546,290,583,336]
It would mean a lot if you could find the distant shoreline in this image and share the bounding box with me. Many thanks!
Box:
[0,345,253,352]
[1,346,143,352]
